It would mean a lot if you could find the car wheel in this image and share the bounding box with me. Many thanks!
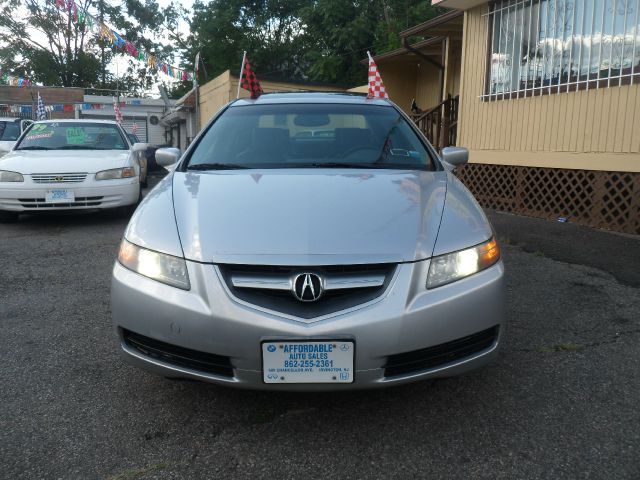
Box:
[0,211,19,223]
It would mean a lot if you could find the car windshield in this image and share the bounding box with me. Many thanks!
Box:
[185,103,434,170]
[0,121,21,141]
[16,122,128,151]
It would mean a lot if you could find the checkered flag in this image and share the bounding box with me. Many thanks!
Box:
[240,55,263,99]
[37,92,47,120]
[113,97,123,123]
[367,52,389,99]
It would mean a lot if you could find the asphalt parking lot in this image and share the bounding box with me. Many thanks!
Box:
[1,178,639,479]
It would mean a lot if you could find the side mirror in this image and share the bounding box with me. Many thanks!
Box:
[441,147,469,170]
[131,142,149,152]
[20,120,34,133]
[155,147,181,167]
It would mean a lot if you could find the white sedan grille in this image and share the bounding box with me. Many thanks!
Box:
[31,173,87,184]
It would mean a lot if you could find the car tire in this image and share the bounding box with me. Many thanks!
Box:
[0,211,19,223]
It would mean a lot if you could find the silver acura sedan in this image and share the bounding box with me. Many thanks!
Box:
[111,93,504,390]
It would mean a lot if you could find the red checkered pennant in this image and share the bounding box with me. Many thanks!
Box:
[367,51,389,99]
[240,55,263,99]
[113,97,123,123]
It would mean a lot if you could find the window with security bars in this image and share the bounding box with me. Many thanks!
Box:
[484,0,640,98]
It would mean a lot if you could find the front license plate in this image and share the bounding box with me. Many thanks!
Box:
[45,189,74,203]
[262,341,354,384]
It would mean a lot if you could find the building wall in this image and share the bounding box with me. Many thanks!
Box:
[446,50,462,98]
[458,4,640,173]
[80,95,169,145]
[415,62,441,111]
[198,71,234,127]
[0,86,84,119]
[369,62,418,113]
[347,85,369,93]
[198,71,346,127]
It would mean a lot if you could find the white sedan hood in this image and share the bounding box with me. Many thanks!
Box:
[0,149,131,174]
[0,141,15,155]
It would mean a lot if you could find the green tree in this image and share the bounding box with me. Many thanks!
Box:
[186,0,309,82]
[185,0,444,88]
[0,0,185,92]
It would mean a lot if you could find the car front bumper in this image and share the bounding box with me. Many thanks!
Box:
[111,258,505,391]
[0,178,139,212]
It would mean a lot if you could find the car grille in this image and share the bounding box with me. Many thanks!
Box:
[18,196,103,208]
[122,329,234,378]
[31,173,87,183]
[383,326,499,378]
[218,263,397,319]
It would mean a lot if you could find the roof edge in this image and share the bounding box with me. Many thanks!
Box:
[399,10,463,38]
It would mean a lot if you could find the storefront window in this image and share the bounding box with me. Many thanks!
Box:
[486,0,640,97]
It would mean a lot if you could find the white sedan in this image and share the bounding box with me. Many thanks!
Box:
[0,119,144,222]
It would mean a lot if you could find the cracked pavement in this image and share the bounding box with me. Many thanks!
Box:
[1,190,639,479]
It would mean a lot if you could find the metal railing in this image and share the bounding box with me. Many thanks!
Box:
[411,94,459,151]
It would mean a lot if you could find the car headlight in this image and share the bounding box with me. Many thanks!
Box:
[96,167,136,180]
[117,239,190,290]
[427,237,500,289]
[0,170,24,182]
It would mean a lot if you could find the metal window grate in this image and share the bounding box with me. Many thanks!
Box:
[483,0,640,99]
[455,163,640,234]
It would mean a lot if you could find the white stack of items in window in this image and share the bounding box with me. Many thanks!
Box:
[483,0,640,98]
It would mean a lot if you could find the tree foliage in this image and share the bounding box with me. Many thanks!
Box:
[0,0,443,92]
[0,0,187,93]
[187,0,444,87]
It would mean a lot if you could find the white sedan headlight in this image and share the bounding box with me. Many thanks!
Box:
[427,237,500,289]
[118,239,190,290]
[0,170,24,182]
[96,167,136,180]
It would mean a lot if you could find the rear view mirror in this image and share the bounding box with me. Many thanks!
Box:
[293,114,330,127]
[441,147,469,170]
[155,147,181,167]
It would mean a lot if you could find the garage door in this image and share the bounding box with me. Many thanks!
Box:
[120,119,148,143]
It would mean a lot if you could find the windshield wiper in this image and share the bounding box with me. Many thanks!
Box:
[57,145,106,150]
[187,163,250,171]
[17,146,52,150]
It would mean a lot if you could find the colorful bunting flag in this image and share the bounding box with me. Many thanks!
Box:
[46,0,196,83]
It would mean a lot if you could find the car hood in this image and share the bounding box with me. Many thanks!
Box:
[0,140,15,153]
[172,169,448,265]
[0,149,131,174]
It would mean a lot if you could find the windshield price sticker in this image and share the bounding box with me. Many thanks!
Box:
[66,127,86,145]
[262,341,354,384]
[25,124,53,141]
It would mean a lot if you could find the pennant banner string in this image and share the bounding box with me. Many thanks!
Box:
[51,0,193,82]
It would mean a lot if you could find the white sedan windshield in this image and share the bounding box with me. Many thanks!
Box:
[16,122,128,151]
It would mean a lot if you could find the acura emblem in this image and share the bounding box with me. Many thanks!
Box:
[292,273,323,302]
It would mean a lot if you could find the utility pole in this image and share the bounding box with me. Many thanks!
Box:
[99,0,105,88]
